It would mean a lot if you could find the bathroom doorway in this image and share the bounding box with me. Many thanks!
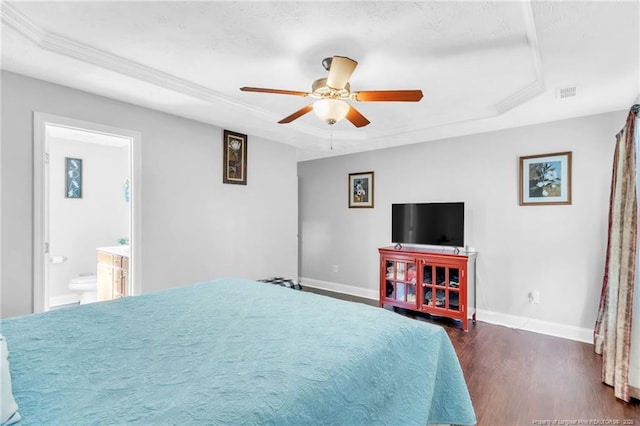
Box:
[33,113,142,312]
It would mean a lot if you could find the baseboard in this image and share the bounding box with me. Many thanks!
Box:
[50,293,80,308]
[299,277,379,301]
[629,365,640,399]
[629,385,640,401]
[299,277,593,344]
[475,309,593,343]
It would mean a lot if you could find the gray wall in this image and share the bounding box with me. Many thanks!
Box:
[298,110,627,330]
[1,71,298,318]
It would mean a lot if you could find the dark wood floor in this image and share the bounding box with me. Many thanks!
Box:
[304,287,640,426]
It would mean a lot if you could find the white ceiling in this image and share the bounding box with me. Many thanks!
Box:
[2,1,638,161]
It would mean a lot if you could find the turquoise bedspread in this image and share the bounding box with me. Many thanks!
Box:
[1,279,476,425]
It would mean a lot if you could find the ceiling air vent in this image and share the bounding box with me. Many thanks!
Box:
[556,86,577,99]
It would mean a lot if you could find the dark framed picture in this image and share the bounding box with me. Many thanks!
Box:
[519,151,572,205]
[348,171,374,208]
[65,157,82,199]
[223,130,247,185]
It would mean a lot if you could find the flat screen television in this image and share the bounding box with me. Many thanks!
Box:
[392,202,464,247]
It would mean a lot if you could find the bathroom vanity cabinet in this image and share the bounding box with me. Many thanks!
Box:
[97,247,129,301]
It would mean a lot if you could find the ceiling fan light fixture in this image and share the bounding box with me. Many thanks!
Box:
[240,55,421,128]
[313,99,350,125]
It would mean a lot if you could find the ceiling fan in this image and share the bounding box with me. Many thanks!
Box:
[240,56,423,128]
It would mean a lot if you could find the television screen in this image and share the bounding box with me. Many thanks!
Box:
[392,202,464,247]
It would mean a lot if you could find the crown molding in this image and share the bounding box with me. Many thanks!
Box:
[3,3,233,106]
[496,0,546,113]
[1,1,546,147]
[1,2,312,131]
[1,3,224,104]
[333,0,546,142]
[1,0,45,41]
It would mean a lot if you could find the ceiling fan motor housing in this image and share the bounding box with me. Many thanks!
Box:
[312,78,350,99]
[322,57,333,71]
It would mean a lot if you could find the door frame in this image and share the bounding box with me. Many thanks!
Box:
[33,112,142,312]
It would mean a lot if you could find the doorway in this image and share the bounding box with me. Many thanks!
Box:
[33,113,142,312]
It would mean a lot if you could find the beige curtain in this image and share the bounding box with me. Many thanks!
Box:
[594,105,638,402]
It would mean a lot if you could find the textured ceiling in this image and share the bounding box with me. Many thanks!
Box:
[1,1,638,161]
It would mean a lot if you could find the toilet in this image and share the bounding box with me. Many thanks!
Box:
[69,274,98,304]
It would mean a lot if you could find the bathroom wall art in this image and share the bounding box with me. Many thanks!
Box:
[65,157,82,198]
[123,179,130,203]
[223,130,247,185]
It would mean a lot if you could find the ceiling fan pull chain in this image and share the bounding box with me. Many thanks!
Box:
[330,126,333,151]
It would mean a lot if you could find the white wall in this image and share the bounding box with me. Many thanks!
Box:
[1,71,298,318]
[49,139,129,304]
[298,110,628,333]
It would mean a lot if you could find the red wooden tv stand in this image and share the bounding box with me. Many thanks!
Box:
[379,246,477,331]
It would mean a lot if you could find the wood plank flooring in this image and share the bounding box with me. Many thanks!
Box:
[442,317,640,425]
[303,287,640,426]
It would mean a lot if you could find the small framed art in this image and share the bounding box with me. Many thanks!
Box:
[519,151,572,206]
[223,130,247,185]
[65,157,82,199]
[348,171,374,208]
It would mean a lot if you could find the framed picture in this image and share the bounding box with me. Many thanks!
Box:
[223,130,247,185]
[222,130,247,185]
[65,157,82,199]
[348,171,374,208]
[519,151,572,205]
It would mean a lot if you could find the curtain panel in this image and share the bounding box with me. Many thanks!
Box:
[594,105,638,402]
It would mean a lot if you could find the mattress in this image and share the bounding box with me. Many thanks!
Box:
[1,278,476,425]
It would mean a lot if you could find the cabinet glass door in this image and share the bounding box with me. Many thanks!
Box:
[422,263,438,307]
[423,264,460,311]
[385,259,417,307]
[448,267,460,312]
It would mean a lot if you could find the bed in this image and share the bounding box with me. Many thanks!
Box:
[1,278,476,425]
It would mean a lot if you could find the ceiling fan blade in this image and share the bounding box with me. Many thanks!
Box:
[345,106,371,128]
[240,87,309,97]
[278,105,314,124]
[326,56,358,90]
[353,90,424,102]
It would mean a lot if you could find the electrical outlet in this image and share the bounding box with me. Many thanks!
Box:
[333,264,339,273]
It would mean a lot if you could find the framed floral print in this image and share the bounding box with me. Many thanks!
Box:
[223,130,247,185]
[348,171,374,208]
[519,151,572,205]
